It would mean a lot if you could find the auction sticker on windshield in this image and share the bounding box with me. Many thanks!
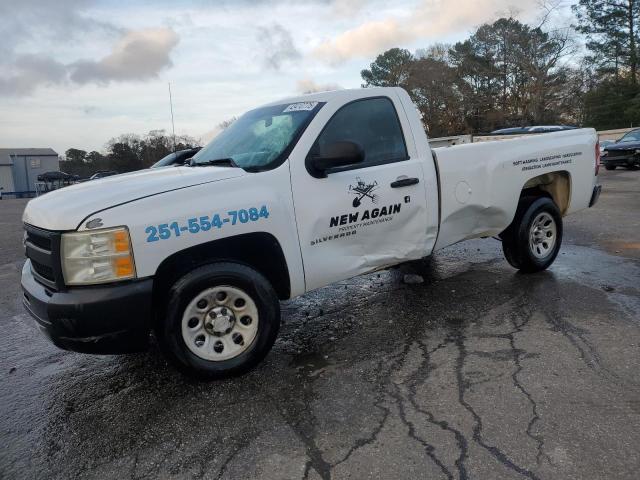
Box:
[283,102,318,113]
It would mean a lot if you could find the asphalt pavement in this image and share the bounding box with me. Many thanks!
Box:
[1,169,639,480]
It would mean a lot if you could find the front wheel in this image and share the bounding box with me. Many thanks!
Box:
[501,196,563,273]
[604,164,616,171]
[156,262,280,380]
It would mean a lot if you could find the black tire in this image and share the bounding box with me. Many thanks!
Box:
[628,165,639,171]
[156,262,280,380]
[604,164,616,171]
[500,196,563,273]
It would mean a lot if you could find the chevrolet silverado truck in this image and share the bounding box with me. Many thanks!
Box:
[21,87,602,379]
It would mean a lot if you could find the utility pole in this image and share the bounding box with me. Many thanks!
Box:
[168,82,177,152]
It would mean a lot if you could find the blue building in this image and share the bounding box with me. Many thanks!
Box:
[0,148,59,198]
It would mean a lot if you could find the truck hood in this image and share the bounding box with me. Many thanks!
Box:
[23,166,246,231]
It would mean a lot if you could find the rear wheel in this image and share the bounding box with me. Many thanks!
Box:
[501,196,563,273]
[156,262,280,380]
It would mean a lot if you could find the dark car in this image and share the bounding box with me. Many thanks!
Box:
[37,171,77,182]
[89,170,119,180]
[151,147,202,168]
[602,129,640,170]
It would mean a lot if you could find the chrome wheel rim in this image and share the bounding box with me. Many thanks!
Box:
[529,212,557,259]
[181,285,259,361]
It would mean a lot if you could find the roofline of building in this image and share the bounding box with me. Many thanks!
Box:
[4,153,59,156]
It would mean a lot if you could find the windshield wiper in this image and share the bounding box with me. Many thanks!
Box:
[191,158,240,168]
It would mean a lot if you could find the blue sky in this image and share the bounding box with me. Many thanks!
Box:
[0,0,574,154]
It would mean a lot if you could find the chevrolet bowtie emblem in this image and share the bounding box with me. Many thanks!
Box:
[85,218,103,229]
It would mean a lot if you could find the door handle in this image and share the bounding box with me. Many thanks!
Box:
[390,177,419,188]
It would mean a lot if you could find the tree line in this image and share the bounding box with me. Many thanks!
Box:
[361,0,639,136]
[61,130,200,177]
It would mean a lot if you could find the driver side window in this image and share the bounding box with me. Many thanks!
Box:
[311,97,408,168]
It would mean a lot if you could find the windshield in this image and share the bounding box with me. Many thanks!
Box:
[619,130,640,143]
[192,102,324,171]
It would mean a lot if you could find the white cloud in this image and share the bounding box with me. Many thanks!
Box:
[0,55,67,97]
[314,18,413,64]
[0,0,120,56]
[70,28,179,84]
[0,0,555,154]
[331,0,371,16]
[313,0,540,64]
[0,27,179,96]
[296,78,343,93]
[255,24,301,70]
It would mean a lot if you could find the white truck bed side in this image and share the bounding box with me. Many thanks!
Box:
[432,128,598,250]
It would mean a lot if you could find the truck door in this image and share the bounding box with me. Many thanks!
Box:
[289,94,429,291]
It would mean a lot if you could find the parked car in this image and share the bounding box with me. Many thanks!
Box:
[151,147,202,168]
[490,125,578,135]
[21,87,601,379]
[599,139,615,155]
[37,171,77,182]
[89,170,119,180]
[602,128,640,170]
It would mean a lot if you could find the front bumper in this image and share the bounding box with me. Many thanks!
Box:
[21,260,153,354]
[602,154,640,167]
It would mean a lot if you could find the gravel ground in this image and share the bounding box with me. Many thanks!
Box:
[1,169,639,480]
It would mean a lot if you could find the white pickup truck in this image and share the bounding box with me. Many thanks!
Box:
[21,87,601,378]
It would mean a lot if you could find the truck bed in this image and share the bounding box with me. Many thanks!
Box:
[431,128,598,250]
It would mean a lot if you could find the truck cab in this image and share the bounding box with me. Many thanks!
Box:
[21,87,600,379]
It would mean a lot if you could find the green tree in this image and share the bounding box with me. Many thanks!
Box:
[141,130,173,167]
[361,48,414,87]
[516,27,575,125]
[405,55,466,136]
[106,130,200,171]
[60,148,89,176]
[450,18,576,131]
[85,151,106,168]
[450,28,504,131]
[359,18,580,135]
[573,0,639,84]
[64,148,87,163]
[625,90,640,120]
[583,80,640,128]
[106,134,144,173]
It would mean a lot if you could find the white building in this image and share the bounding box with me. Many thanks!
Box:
[0,148,59,198]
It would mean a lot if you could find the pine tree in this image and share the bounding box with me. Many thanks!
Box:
[361,49,414,87]
[573,0,639,84]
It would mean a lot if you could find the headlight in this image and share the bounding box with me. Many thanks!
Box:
[61,227,136,285]
[601,151,608,156]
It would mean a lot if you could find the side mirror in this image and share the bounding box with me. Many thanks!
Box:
[307,141,364,178]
